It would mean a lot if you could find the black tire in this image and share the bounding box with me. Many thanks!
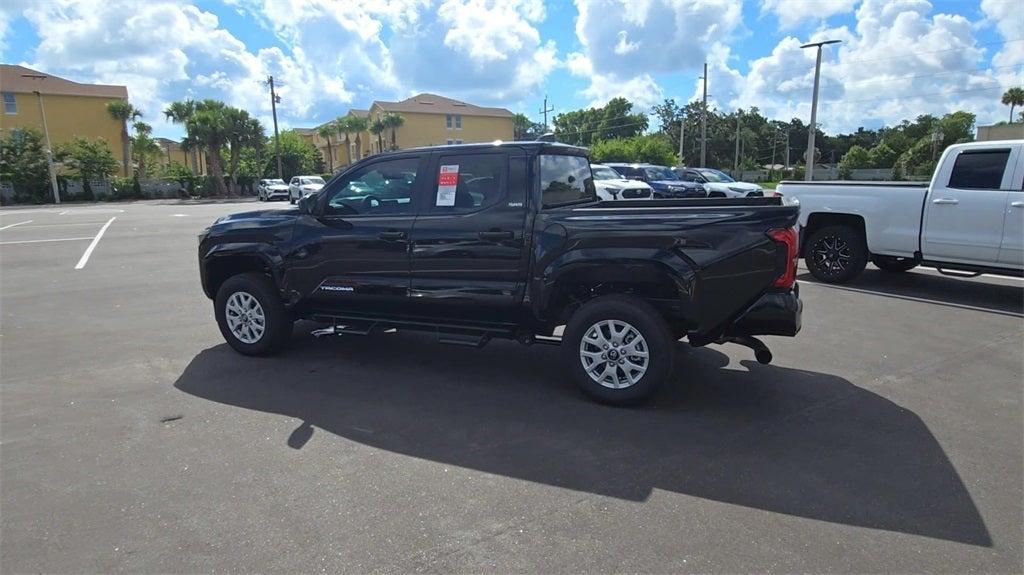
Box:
[562,294,675,404]
[805,225,868,283]
[872,255,918,273]
[289,194,296,205]
[215,272,293,356]
[708,191,726,198]
[258,193,265,201]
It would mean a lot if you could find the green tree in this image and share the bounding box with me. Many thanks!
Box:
[838,145,871,179]
[334,116,353,166]
[131,121,161,179]
[166,99,235,196]
[225,108,263,194]
[317,122,337,172]
[163,100,200,175]
[348,115,369,162]
[590,135,677,166]
[370,117,386,154]
[867,143,897,168]
[553,98,647,147]
[276,130,320,180]
[57,137,119,199]
[1001,87,1024,123]
[512,112,545,140]
[0,128,52,203]
[382,112,405,150]
[106,100,142,176]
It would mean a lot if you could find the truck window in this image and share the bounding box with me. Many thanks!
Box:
[948,150,1010,190]
[324,157,420,216]
[431,154,506,213]
[540,155,595,208]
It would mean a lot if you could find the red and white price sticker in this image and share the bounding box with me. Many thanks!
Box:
[436,164,459,206]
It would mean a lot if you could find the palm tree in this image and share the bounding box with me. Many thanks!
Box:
[225,108,263,194]
[334,116,353,167]
[164,100,199,174]
[1002,88,1024,123]
[382,112,405,150]
[348,115,369,161]
[317,122,337,172]
[131,121,160,179]
[168,99,230,196]
[370,117,386,155]
[106,100,142,176]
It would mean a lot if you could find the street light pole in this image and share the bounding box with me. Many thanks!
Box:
[800,39,840,181]
[700,62,708,168]
[267,75,283,180]
[21,75,62,204]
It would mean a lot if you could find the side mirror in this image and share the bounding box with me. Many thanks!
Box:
[297,194,314,215]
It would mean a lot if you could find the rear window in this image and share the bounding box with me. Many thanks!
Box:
[948,150,1010,190]
[540,155,595,208]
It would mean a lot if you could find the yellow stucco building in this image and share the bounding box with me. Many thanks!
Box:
[305,94,514,173]
[1,64,129,171]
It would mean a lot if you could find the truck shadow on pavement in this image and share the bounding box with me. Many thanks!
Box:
[798,269,1023,317]
[174,329,991,547]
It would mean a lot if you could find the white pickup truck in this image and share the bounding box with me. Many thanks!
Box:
[776,140,1024,283]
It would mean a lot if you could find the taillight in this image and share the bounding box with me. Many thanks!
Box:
[767,227,798,289]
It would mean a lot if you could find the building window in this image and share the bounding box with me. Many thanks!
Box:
[455,139,463,144]
[455,114,462,129]
[446,139,454,145]
[2,92,16,115]
[446,114,452,129]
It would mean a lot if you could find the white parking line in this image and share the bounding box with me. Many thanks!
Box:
[0,237,94,245]
[74,217,116,270]
[0,220,33,231]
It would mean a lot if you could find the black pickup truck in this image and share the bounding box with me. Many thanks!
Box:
[198,142,802,403]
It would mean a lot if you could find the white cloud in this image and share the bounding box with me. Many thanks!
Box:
[735,0,1013,131]
[760,0,859,29]
[980,0,1024,75]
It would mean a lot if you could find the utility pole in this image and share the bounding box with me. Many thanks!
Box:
[700,62,708,168]
[784,130,790,171]
[267,75,283,179]
[800,39,840,181]
[21,74,60,204]
[678,116,685,166]
[733,111,741,174]
[538,95,554,132]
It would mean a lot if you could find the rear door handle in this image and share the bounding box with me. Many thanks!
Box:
[1011,201,1024,208]
[478,230,514,240]
[378,230,407,241]
[932,198,959,205]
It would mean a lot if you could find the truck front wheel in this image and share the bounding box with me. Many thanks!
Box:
[562,295,675,404]
[805,225,868,283]
[215,272,293,355]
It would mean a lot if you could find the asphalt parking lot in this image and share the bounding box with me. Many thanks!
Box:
[1,199,1021,573]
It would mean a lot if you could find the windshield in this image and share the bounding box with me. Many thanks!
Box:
[698,169,734,183]
[301,177,325,185]
[591,166,623,181]
[642,166,679,181]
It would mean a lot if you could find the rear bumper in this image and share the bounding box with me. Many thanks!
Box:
[726,283,802,337]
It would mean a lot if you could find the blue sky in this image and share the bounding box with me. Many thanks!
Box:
[1,0,1020,140]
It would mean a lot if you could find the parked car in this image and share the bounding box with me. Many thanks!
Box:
[198,142,801,404]
[288,176,326,204]
[776,140,1024,283]
[676,167,764,198]
[590,163,652,200]
[605,163,706,198]
[258,178,289,201]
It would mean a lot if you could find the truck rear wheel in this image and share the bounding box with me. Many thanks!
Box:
[872,255,918,273]
[805,225,868,283]
[562,295,675,404]
[215,272,293,355]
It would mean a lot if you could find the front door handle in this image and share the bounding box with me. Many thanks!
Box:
[932,198,959,205]
[479,230,514,240]
[1011,201,1024,208]
[378,230,407,241]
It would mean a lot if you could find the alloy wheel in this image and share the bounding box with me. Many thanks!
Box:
[579,319,649,389]
[225,291,266,344]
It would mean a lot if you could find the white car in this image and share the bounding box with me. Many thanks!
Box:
[590,163,653,200]
[257,178,289,201]
[776,140,1024,283]
[677,167,763,198]
[288,176,326,204]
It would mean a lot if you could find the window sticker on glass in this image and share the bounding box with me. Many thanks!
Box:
[436,164,459,206]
